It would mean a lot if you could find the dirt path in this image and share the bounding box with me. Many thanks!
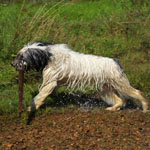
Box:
[0,110,150,150]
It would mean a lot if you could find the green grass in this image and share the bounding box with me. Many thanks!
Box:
[0,0,150,114]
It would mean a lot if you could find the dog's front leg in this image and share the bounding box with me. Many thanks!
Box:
[27,81,57,112]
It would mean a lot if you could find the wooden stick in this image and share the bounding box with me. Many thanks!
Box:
[19,70,24,113]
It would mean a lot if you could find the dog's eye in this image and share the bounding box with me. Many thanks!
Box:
[17,54,23,59]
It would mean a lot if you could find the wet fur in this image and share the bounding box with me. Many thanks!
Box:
[11,42,149,112]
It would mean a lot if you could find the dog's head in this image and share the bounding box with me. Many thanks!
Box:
[11,42,52,72]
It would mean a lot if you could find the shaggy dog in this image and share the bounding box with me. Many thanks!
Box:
[11,42,149,112]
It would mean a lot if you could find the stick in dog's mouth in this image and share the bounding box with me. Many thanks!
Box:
[11,59,24,113]
[18,70,24,113]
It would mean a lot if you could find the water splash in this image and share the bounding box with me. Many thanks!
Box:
[49,92,108,112]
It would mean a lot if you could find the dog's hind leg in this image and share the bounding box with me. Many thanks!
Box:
[104,93,125,111]
[28,81,57,112]
[123,87,149,112]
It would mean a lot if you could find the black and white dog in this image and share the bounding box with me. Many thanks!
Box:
[11,42,149,112]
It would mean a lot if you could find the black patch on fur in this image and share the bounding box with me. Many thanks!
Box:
[23,48,52,72]
[113,58,124,72]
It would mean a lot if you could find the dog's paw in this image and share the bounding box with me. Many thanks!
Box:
[105,107,120,111]
[105,107,115,111]
[142,110,150,113]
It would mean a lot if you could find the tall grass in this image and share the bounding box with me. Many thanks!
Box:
[0,0,150,114]
[6,0,66,57]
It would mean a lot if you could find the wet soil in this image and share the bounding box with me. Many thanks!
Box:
[0,108,150,150]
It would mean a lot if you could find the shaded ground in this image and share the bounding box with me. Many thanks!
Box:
[0,108,150,150]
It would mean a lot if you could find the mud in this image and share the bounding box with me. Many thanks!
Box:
[0,108,150,150]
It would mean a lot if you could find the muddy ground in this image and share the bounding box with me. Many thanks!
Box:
[0,107,150,150]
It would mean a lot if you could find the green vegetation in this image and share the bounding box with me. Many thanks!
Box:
[0,0,150,114]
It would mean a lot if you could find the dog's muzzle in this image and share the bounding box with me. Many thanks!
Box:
[11,59,27,71]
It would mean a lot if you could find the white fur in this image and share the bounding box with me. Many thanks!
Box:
[42,44,128,91]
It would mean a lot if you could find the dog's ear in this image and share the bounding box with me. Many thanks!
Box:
[22,48,52,72]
